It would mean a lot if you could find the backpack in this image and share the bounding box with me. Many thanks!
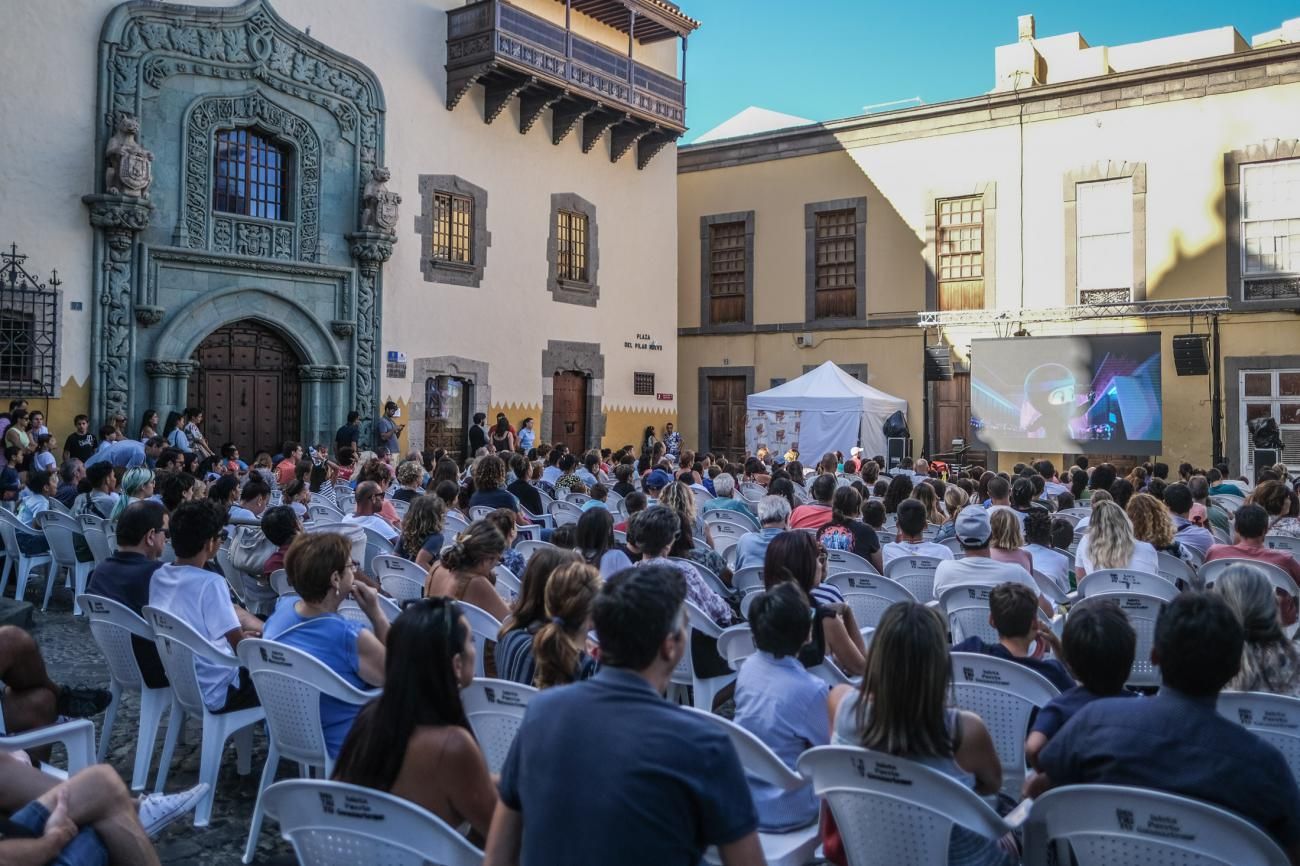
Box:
[228,525,279,576]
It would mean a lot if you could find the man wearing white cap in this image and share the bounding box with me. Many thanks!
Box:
[933,506,1052,615]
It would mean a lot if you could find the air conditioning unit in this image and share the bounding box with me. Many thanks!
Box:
[795,333,813,348]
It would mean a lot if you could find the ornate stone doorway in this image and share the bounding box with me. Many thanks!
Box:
[187,320,302,457]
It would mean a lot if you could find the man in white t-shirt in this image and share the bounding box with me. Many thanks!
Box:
[343,481,399,542]
[933,506,1052,615]
[148,500,264,713]
[881,500,953,568]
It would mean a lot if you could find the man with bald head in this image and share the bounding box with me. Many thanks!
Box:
[342,480,399,542]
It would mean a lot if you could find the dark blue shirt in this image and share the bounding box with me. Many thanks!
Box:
[87,552,167,688]
[1039,688,1300,847]
[498,667,757,865]
[469,487,519,513]
[952,636,1075,693]
[1030,685,1138,740]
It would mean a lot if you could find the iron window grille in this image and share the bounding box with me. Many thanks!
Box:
[0,243,60,397]
[634,372,655,396]
[814,209,857,318]
[708,221,747,323]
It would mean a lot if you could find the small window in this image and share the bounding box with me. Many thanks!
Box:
[556,210,589,283]
[213,129,288,221]
[1076,177,1133,303]
[432,192,474,264]
[937,196,984,311]
[0,245,58,397]
[633,372,655,396]
[815,209,857,318]
[1242,160,1300,280]
[709,221,747,323]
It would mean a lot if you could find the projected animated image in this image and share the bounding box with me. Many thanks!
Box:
[970,333,1163,455]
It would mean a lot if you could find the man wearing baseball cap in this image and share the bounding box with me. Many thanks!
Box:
[933,506,1052,615]
[642,469,674,501]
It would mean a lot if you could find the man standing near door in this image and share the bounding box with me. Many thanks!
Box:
[468,412,489,454]
[335,411,362,454]
[375,402,404,452]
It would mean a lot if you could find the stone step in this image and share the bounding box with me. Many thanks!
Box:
[0,598,35,630]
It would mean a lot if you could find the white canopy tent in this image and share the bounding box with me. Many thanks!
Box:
[745,361,908,461]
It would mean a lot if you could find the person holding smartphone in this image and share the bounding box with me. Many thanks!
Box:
[375,402,404,451]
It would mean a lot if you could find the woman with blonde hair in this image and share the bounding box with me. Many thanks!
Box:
[1218,563,1300,696]
[1074,499,1159,581]
[911,481,945,526]
[110,467,156,520]
[659,480,713,548]
[530,561,602,689]
[934,485,969,544]
[1126,492,1182,558]
[988,508,1034,574]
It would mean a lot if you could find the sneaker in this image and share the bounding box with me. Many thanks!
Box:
[138,784,209,838]
[55,686,112,718]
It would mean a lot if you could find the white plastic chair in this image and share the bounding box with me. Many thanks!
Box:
[82,526,112,567]
[692,488,715,510]
[825,548,880,577]
[379,573,423,602]
[214,547,251,611]
[883,555,943,601]
[515,539,558,563]
[739,589,761,620]
[716,624,756,671]
[827,572,916,630]
[671,557,733,601]
[42,522,93,614]
[1265,534,1300,561]
[1077,569,1178,602]
[939,536,965,556]
[78,594,177,791]
[462,678,537,775]
[0,716,96,777]
[262,778,484,866]
[740,482,767,501]
[938,584,999,644]
[1155,551,1198,589]
[443,511,470,536]
[307,502,344,524]
[949,651,1060,799]
[1218,690,1300,785]
[269,569,293,597]
[468,505,495,522]
[1057,507,1092,522]
[388,498,409,519]
[459,602,502,678]
[1022,784,1289,866]
[732,565,765,596]
[143,605,265,826]
[708,521,746,554]
[1200,557,1300,597]
[686,707,821,866]
[0,509,52,604]
[547,500,583,527]
[373,554,427,596]
[237,639,378,864]
[1031,569,1070,607]
[704,508,761,533]
[685,599,736,712]
[492,565,521,605]
[1069,593,1166,687]
[797,746,1010,866]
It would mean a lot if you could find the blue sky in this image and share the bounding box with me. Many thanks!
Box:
[681,1,1299,142]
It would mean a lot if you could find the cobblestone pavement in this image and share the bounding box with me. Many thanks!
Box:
[27,582,295,865]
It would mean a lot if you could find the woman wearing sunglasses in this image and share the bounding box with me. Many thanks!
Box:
[333,596,497,843]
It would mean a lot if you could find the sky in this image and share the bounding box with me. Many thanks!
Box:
[681,1,1300,142]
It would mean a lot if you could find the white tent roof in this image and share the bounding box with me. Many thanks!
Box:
[748,361,906,414]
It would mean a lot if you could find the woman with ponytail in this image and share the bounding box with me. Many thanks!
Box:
[422,520,510,621]
[530,561,602,689]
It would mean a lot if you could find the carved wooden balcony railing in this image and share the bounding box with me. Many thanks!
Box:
[446,0,685,168]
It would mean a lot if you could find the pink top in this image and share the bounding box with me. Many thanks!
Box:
[990,546,1035,575]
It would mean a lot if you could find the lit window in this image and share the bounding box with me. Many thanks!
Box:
[432,192,474,263]
[556,210,588,283]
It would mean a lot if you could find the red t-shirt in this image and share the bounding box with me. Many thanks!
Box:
[789,504,832,530]
[1206,542,1300,585]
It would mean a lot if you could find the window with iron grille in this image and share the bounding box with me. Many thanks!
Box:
[431,192,474,263]
[937,196,985,311]
[557,210,589,283]
[815,209,857,318]
[709,221,747,323]
[213,128,288,221]
[0,245,59,397]
[634,372,655,396]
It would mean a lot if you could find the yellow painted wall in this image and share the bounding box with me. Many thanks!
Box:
[12,377,93,447]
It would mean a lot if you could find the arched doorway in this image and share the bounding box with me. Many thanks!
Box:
[187,320,301,458]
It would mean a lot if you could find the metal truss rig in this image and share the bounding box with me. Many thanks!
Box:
[917,297,1232,328]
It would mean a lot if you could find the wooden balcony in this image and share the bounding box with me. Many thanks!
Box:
[446,0,687,168]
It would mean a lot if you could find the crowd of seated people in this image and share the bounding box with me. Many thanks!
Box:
[8,396,1300,864]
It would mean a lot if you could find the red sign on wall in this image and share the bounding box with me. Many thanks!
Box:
[656,393,674,401]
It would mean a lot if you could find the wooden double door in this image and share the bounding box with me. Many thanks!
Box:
[188,321,301,458]
[707,375,747,457]
[425,375,472,462]
[552,371,588,454]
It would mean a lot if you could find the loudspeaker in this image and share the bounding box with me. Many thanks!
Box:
[1254,448,1280,470]
[924,345,954,381]
[1173,334,1209,376]
[886,437,911,471]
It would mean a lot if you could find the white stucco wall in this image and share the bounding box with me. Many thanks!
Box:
[0,0,681,436]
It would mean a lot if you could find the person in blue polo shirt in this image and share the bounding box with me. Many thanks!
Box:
[1028,591,1300,859]
[484,564,762,866]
